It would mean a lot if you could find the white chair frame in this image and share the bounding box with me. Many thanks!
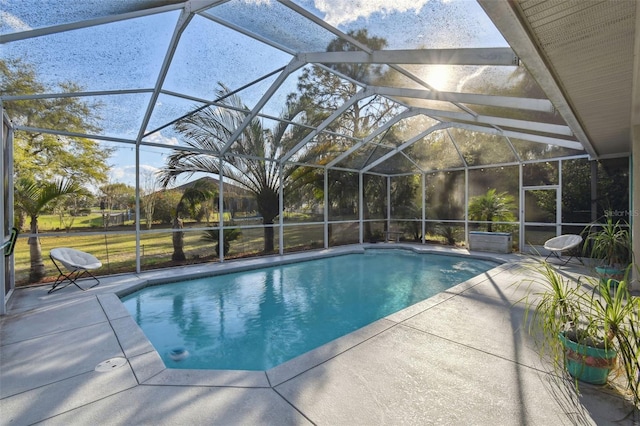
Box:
[543,234,583,266]
[49,248,101,293]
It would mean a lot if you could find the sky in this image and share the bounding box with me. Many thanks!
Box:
[1,0,507,190]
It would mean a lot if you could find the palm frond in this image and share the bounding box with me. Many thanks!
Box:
[14,177,82,217]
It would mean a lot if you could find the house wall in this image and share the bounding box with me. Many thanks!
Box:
[631,9,640,290]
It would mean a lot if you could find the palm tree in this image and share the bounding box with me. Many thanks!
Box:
[159,83,315,253]
[170,182,217,261]
[201,227,241,257]
[468,188,516,232]
[14,177,84,282]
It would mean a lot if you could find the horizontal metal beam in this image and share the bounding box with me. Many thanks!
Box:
[360,120,582,174]
[13,125,135,144]
[0,2,187,44]
[413,108,573,136]
[299,48,518,66]
[1,88,154,101]
[450,123,583,150]
[374,86,554,112]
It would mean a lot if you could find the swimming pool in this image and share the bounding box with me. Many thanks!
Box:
[120,249,496,371]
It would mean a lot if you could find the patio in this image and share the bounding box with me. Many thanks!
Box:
[1,245,637,425]
[1,1,640,424]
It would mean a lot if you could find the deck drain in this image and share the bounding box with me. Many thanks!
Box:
[95,357,127,372]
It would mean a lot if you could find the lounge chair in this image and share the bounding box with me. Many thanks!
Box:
[49,247,101,293]
[543,234,583,265]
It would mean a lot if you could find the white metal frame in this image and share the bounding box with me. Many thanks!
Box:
[1,109,15,315]
[3,0,633,294]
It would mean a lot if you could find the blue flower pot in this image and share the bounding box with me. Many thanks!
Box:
[595,266,624,286]
[559,332,617,384]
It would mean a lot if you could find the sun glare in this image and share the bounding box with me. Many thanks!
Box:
[424,65,451,91]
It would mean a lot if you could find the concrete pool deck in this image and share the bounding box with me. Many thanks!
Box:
[1,244,638,425]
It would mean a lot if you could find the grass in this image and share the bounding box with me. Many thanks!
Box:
[35,212,107,231]
[15,214,533,287]
[12,221,327,286]
[31,211,238,232]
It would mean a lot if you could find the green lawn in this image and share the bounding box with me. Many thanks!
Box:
[12,221,326,286]
[32,211,237,232]
[35,212,109,231]
[15,216,528,287]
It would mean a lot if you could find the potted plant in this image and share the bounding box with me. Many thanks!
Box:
[523,261,639,407]
[582,218,632,284]
[467,188,516,253]
[468,188,516,232]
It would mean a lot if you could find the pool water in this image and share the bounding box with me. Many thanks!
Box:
[120,250,495,371]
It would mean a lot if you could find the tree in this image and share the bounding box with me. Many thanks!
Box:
[14,178,84,282]
[160,84,317,253]
[171,215,186,262]
[295,29,391,125]
[201,227,242,257]
[291,30,411,239]
[152,190,182,225]
[140,170,161,230]
[390,175,421,240]
[170,180,217,261]
[1,58,112,185]
[3,58,114,238]
[468,188,517,232]
[179,180,218,223]
[99,182,135,211]
[293,29,398,147]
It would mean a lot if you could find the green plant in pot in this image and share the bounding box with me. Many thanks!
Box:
[582,218,632,284]
[523,262,639,407]
[468,188,516,232]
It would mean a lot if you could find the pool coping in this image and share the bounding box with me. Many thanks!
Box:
[101,243,520,388]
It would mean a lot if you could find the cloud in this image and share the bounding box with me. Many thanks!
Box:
[314,0,434,27]
[110,167,125,181]
[0,11,32,32]
[109,164,161,183]
[140,164,160,174]
[144,132,179,146]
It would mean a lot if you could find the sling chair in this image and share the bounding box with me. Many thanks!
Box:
[49,247,101,293]
[543,234,583,266]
